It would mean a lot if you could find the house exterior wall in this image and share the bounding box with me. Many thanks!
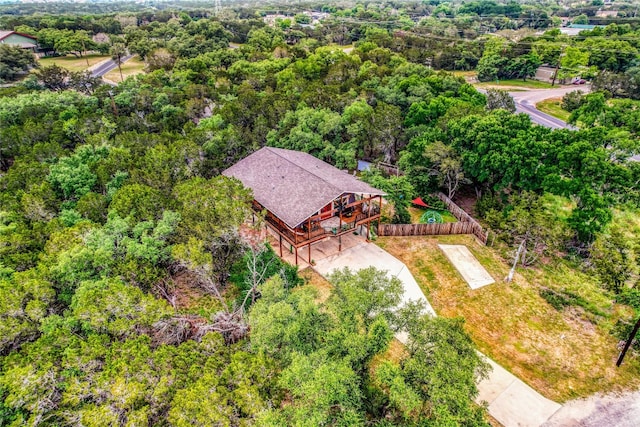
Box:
[0,33,37,48]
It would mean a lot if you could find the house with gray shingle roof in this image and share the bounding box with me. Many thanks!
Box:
[0,31,37,50]
[223,147,385,264]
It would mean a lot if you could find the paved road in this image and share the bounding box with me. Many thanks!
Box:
[507,86,640,161]
[509,86,586,130]
[543,390,640,427]
[90,54,134,78]
[477,85,583,129]
[514,100,572,129]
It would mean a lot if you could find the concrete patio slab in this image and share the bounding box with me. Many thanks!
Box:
[543,390,640,427]
[265,225,367,268]
[438,244,495,289]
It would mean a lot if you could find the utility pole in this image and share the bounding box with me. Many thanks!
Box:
[616,316,640,367]
[82,39,89,67]
[505,240,525,283]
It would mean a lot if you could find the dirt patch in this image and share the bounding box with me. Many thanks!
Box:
[171,270,225,314]
[384,338,408,363]
[300,268,333,303]
[452,187,480,217]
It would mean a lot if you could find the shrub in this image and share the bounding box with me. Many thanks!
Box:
[422,195,447,211]
[562,90,585,112]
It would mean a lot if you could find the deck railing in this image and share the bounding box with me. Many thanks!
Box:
[256,198,381,248]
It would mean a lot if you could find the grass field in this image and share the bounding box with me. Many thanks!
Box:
[408,206,458,224]
[451,70,477,78]
[376,234,640,402]
[536,98,571,122]
[104,55,146,82]
[475,79,555,90]
[38,54,110,72]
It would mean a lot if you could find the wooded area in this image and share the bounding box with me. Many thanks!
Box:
[1,0,640,425]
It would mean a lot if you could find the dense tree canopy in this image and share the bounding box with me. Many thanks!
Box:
[1,2,640,424]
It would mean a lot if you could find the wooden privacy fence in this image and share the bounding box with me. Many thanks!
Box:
[378,192,490,244]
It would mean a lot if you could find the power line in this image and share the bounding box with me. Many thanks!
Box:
[325,19,640,57]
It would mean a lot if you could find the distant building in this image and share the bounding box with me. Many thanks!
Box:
[93,32,110,44]
[263,14,289,27]
[559,24,601,36]
[596,10,619,18]
[0,31,37,50]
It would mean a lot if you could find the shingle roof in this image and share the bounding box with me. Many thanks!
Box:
[223,147,385,229]
[0,31,37,41]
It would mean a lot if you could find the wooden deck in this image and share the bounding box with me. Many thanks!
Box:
[252,195,382,265]
[264,207,379,248]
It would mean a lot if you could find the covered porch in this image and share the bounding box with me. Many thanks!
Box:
[254,194,382,266]
[266,228,367,269]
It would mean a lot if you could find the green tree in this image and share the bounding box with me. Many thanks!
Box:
[572,14,589,25]
[72,277,171,338]
[36,64,69,91]
[508,53,542,81]
[423,141,468,199]
[0,45,36,83]
[294,13,311,24]
[485,89,516,113]
[376,316,490,426]
[591,226,635,294]
[476,54,507,82]
[0,269,54,353]
[110,183,166,224]
[47,145,109,201]
[110,42,127,81]
[485,192,571,266]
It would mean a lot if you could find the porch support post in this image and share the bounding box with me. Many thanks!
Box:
[294,226,298,265]
[279,234,283,257]
[308,243,311,264]
[377,195,382,235]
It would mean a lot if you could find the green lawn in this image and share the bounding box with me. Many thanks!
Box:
[38,54,110,72]
[536,98,571,122]
[408,206,458,224]
[378,234,640,402]
[104,55,146,82]
[475,79,556,89]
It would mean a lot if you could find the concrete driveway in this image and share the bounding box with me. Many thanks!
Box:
[314,242,436,317]
[313,242,561,427]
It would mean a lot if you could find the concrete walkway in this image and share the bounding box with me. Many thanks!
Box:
[439,244,495,289]
[313,242,561,427]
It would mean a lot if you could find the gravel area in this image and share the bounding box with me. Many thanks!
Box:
[543,390,640,427]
